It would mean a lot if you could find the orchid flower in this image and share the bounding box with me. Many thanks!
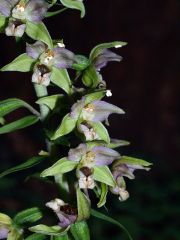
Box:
[26,41,75,86]
[0,227,9,239]
[46,199,77,228]
[0,0,49,37]
[68,143,120,189]
[70,97,124,122]
[110,158,151,201]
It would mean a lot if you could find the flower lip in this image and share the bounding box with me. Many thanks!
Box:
[80,166,93,177]
[37,64,50,75]
[60,205,78,216]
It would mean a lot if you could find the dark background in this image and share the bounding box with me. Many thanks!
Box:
[0,0,180,239]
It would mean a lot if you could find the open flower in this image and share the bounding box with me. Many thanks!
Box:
[70,97,125,122]
[0,0,49,37]
[110,157,152,201]
[68,143,120,189]
[26,41,75,86]
[46,199,77,228]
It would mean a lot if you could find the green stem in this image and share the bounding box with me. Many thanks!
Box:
[33,84,49,121]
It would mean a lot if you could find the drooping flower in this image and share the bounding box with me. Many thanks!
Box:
[0,0,49,37]
[77,122,100,141]
[110,158,151,201]
[77,167,95,189]
[46,199,77,228]
[26,41,75,86]
[70,97,125,122]
[93,49,122,71]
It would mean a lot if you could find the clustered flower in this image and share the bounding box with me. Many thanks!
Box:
[0,0,49,37]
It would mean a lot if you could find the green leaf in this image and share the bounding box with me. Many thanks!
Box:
[82,65,100,88]
[70,221,90,240]
[29,224,69,236]
[72,55,90,71]
[36,94,64,110]
[91,209,133,240]
[13,208,43,225]
[60,0,85,18]
[26,21,53,49]
[51,114,77,140]
[90,121,110,143]
[0,115,39,134]
[0,98,39,118]
[84,90,106,104]
[25,233,46,240]
[1,54,35,72]
[53,235,69,240]
[76,188,90,221]
[117,156,152,167]
[90,41,128,61]
[0,213,12,226]
[0,117,5,125]
[0,14,6,32]
[108,139,130,149]
[0,156,46,178]
[93,166,116,187]
[51,67,72,94]
[41,157,77,177]
[97,183,108,208]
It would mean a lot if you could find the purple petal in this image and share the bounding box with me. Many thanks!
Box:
[26,41,46,59]
[57,212,77,228]
[0,0,18,17]
[112,164,135,180]
[53,47,75,69]
[68,143,87,162]
[89,101,124,122]
[0,227,9,239]
[25,0,49,22]
[70,98,85,119]
[92,146,120,166]
[94,49,122,70]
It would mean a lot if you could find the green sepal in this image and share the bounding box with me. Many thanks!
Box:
[46,8,67,18]
[41,157,77,177]
[36,94,64,110]
[108,139,130,149]
[76,188,90,221]
[93,166,116,187]
[0,213,12,226]
[29,224,69,236]
[0,156,46,178]
[97,183,108,208]
[53,235,69,240]
[91,209,133,240]
[51,114,77,140]
[13,208,43,226]
[26,21,53,49]
[0,98,39,118]
[72,55,90,71]
[70,221,90,240]
[25,233,47,240]
[51,67,72,94]
[115,156,152,167]
[1,54,35,72]
[90,121,110,143]
[0,14,6,32]
[7,228,23,240]
[59,0,85,18]
[90,41,128,61]
[0,115,39,135]
[84,90,106,104]
[82,65,100,88]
